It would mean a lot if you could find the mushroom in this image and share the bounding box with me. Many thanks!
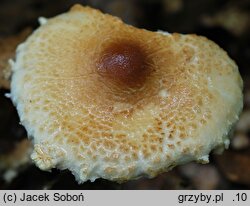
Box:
[10,5,243,183]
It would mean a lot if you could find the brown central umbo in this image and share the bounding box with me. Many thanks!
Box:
[96,41,149,87]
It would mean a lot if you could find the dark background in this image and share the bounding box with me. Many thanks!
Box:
[0,0,250,189]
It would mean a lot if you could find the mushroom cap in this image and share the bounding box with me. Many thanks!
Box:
[10,5,243,183]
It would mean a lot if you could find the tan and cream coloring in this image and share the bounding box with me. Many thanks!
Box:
[10,5,243,183]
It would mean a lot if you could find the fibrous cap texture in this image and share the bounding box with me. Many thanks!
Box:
[11,5,243,183]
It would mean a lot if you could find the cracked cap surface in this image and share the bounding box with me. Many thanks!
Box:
[10,4,243,183]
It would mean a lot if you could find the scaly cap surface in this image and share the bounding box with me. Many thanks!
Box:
[11,5,243,182]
